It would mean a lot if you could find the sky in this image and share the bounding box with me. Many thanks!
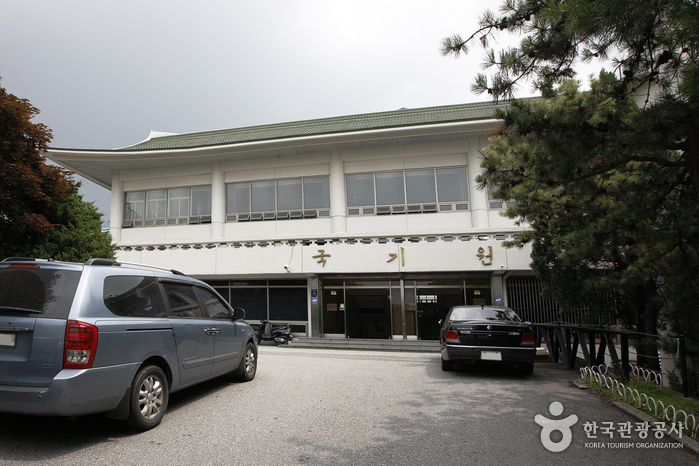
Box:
[0,1,601,223]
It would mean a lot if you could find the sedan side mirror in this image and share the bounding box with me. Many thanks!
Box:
[232,308,246,320]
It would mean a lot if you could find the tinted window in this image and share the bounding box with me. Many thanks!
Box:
[197,287,231,319]
[0,266,81,319]
[104,276,167,318]
[162,282,204,318]
[269,288,307,321]
[230,287,267,320]
[449,307,521,322]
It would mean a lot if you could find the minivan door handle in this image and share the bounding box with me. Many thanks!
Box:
[205,327,221,335]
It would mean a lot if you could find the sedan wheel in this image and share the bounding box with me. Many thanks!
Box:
[441,358,454,372]
[127,365,169,430]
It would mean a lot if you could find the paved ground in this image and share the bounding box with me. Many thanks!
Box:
[0,347,696,465]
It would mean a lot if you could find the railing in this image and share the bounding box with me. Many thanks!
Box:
[581,364,698,439]
[532,323,690,397]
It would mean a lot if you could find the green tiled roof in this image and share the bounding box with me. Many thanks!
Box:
[117,100,509,152]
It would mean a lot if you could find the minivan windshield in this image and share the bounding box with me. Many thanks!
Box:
[0,266,81,318]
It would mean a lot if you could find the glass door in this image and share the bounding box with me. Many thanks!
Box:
[321,288,345,336]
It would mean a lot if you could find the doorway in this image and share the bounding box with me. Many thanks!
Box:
[321,288,345,335]
[346,289,391,339]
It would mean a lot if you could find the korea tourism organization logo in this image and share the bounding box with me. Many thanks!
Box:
[535,402,685,452]
[535,402,578,452]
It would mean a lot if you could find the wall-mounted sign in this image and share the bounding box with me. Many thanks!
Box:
[477,246,493,265]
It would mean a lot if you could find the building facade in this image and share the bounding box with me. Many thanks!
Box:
[48,101,544,340]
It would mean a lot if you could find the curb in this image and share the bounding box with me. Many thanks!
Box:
[573,378,699,455]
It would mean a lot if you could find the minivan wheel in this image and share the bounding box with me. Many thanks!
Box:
[127,365,169,430]
[236,342,257,382]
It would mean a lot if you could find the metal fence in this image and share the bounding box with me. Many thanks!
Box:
[506,275,615,325]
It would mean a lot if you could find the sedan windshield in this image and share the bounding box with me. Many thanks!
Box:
[449,307,521,322]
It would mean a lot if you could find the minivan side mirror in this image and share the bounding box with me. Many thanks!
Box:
[232,308,245,320]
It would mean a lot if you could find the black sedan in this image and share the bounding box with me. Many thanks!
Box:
[439,305,536,375]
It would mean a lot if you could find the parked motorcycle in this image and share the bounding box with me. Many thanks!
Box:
[255,319,293,345]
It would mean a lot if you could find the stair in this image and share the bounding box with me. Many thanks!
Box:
[287,337,440,353]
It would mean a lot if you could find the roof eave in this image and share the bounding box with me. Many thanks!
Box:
[47,118,501,189]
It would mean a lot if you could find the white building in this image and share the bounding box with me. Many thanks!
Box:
[48,101,545,340]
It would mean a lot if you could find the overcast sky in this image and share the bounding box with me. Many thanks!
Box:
[1,1,592,222]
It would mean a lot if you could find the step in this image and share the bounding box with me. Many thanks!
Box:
[286,337,440,353]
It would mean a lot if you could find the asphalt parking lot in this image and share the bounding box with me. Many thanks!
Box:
[0,346,697,465]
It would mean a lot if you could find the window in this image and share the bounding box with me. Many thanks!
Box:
[208,279,308,331]
[347,167,469,215]
[162,282,204,318]
[146,190,166,219]
[437,168,468,202]
[251,180,275,212]
[487,184,514,209]
[303,177,330,209]
[375,172,405,206]
[168,188,190,218]
[123,186,211,227]
[406,170,436,204]
[125,192,145,220]
[346,173,375,207]
[227,176,330,222]
[277,179,302,210]
[190,186,212,216]
[269,288,307,321]
[104,276,167,318]
[197,287,231,319]
[227,182,250,214]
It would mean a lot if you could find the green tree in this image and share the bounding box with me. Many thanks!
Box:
[0,77,114,261]
[441,0,699,368]
[442,0,699,195]
[29,182,115,263]
[0,77,73,257]
[479,76,699,369]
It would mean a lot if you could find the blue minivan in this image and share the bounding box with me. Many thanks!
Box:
[0,258,257,430]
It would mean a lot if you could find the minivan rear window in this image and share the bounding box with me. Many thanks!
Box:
[104,276,167,318]
[0,266,81,318]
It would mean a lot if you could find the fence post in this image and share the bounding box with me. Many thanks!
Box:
[620,333,629,381]
[679,335,688,397]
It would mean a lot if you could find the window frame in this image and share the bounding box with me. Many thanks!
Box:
[226,176,330,222]
[346,167,470,216]
[122,185,212,228]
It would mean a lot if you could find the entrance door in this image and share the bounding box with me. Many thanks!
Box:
[417,288,464,340]
[322,288,345,335]
[346,289,391,339]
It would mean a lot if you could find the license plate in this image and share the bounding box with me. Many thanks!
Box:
[0,332,16,348]
[481,351,502,361]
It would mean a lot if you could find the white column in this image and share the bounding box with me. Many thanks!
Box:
[330,150,346,233]
[110,172,123,243]
[467,139,489,228]
[211,162,225,238]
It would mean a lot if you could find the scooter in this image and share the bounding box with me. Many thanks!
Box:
[255,319,293,345]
